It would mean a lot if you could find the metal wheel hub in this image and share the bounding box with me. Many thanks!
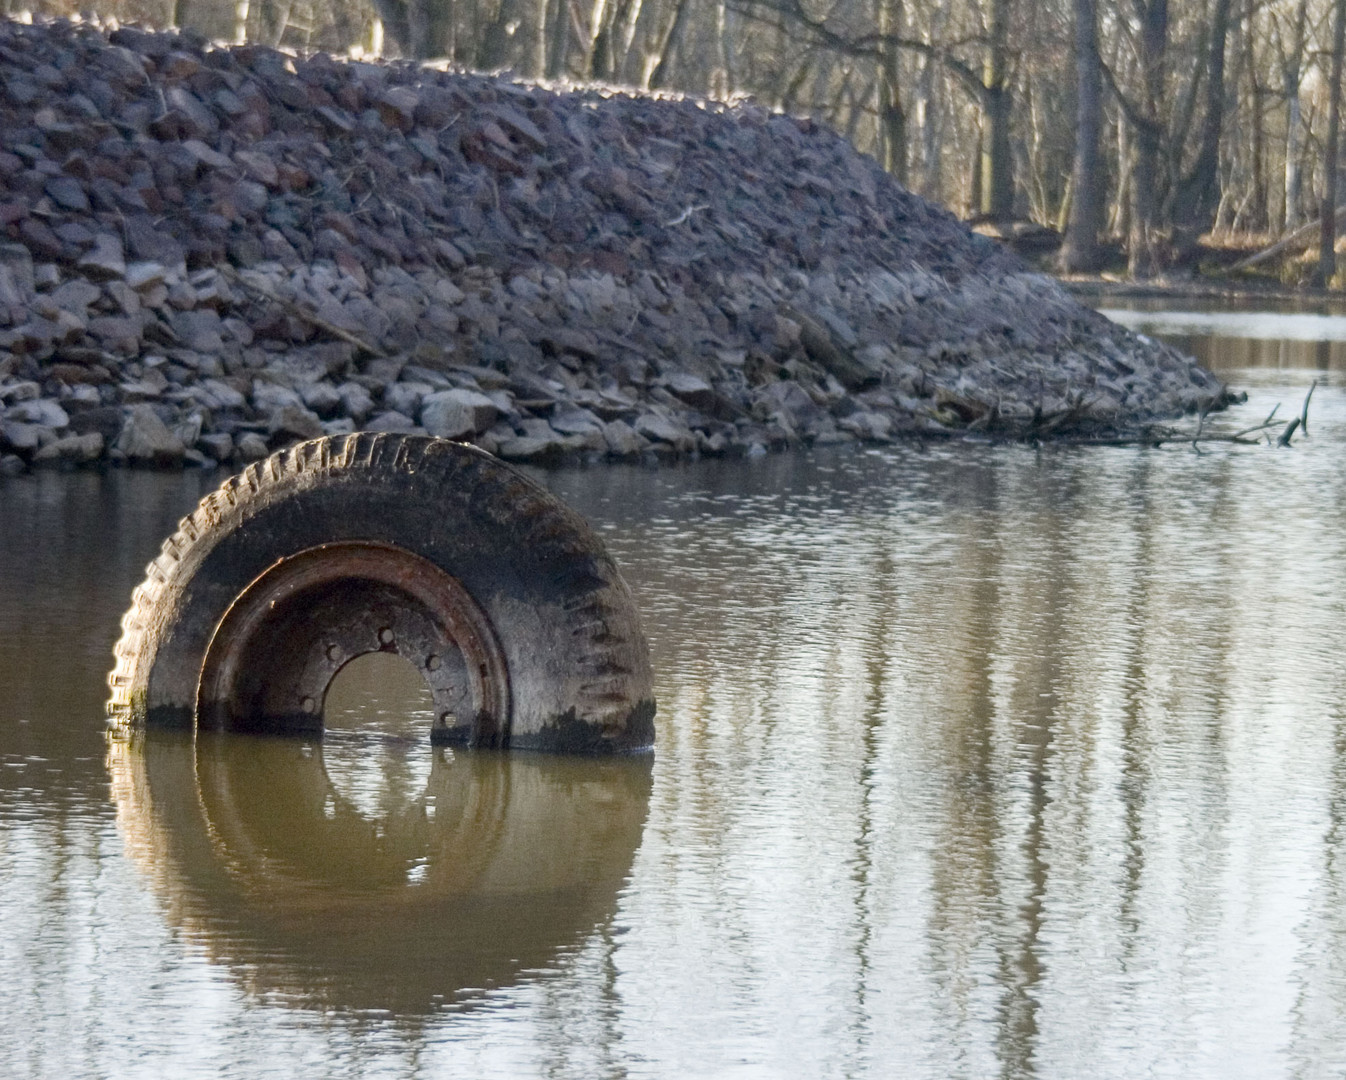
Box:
[196,543,511,745]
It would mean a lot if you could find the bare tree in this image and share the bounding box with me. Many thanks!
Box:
[1318,0,1346,284]
[1059,0,1103,271]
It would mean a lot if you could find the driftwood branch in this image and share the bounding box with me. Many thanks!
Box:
[1225,208,1346,273]
[221,267,388,359]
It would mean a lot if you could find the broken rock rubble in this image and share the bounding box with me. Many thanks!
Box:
[0,19,1232,474]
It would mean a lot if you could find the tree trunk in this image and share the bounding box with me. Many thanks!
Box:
[406,0,455,58]
[916,55,941,198]
[589,0,639,80]
[1110,119,1131,239]
[1170,0,1232,243]
[877,0,907,183]
[970,128,984,215]
[544,0,568,77]
[1244,17,1266,231]
[260,0,294,46]
[476,0,522,69]
[980,0,1013,219]
[646,0,691,90]
[1059,0,1103,273]
[1129,121,1162,277]
[712,0,732,98]
[1317,0,1346,285]
[1127,0,1167,278]
[1284,0,1310,231]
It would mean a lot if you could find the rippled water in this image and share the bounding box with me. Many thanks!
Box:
[2,317,1346,1078]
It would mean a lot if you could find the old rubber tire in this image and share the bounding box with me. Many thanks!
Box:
[106,433,655,753]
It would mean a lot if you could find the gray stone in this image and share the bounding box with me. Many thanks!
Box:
[77,234,126,281]
[664,371,716,411]
[116,404,186,464]
[197,432,233,461]
[125,262,168,290]
[838,410,894,441]
[62,384,101,409]
[200,378,247,410]
[119,379,163,402]
[45,176,89,212]
[300,381,343,418]
[634,412,695,451]
[32,431,103,465]
[0,244,34,305]
[0,420,41,451]
[549,406,604,435]
[365,409,418,433]
[698,430,732,455]
[172,412,203,448]
[321,417,357,436]
[401,364,454,390]
[6,398,69,429]
[754,381,823,429]
[337,381,374,422]
[0,381,39,404]
[87,317,142,349]
[0,453,24,476]
[234,431,269,461]
[171,309,224,353]
[603,419,646,457]
[105,282,141,318]
[496,433,571,463]
[267,404,324,441]
[421,388,498,439]
[385,381,433,420]
[253,380,304,414]
[50,279,101,315]
[180,138,233,169]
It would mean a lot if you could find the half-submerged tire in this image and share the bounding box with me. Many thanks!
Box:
[106,434,655,753]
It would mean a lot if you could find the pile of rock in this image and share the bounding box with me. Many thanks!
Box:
[0,18,1230,476]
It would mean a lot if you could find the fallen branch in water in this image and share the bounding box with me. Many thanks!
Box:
[1275,381,1316,446]
[1053,427,1274,448]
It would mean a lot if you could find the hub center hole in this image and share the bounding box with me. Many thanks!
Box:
[321,651,437,822]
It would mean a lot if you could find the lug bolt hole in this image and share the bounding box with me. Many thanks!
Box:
[426,654,441,671]
[325,644,341,662]
[378,627,394,646]
[300,696,317,714]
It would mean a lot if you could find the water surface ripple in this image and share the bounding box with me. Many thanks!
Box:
[1,352,1344,1078]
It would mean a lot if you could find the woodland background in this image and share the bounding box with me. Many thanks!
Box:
[7,0,1346,281]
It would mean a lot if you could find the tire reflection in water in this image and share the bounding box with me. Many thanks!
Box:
[107,712,651,1015]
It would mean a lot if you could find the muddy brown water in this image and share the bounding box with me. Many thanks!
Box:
[3,311,1346,1078]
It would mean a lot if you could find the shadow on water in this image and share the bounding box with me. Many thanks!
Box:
[107,728,651,1016]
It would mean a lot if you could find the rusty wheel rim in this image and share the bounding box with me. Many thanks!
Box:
[197,543,511,744]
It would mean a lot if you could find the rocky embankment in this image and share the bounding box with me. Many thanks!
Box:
[0,19,1229,476]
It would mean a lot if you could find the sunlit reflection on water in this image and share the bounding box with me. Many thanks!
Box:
[321,651,438,825]
[1,328,1346,1077]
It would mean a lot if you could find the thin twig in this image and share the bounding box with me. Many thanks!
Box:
[663,204,710,227]
[220,266,387,358]
[1302,380,1317,437]
[1230,418,1287,439]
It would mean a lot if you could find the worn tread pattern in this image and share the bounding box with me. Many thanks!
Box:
[107,434,654,751]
